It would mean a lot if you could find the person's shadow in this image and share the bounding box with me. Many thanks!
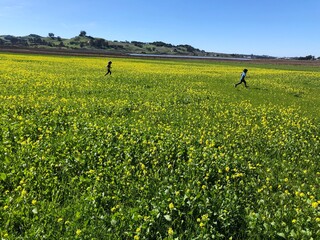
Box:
[251,87,268,91]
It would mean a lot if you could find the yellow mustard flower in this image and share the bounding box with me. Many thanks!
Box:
[169,202,174,210]
[168,227,174,235]
[76,229,81,236]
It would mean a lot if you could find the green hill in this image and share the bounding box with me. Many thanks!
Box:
[0,33,216,56]
[0,33,275,59]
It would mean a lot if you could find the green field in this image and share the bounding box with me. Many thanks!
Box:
[0,53,319,239]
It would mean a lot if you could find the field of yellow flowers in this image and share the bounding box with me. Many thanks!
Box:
[0,53,319,239]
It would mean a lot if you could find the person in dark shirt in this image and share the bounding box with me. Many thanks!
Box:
[105,61,112,75]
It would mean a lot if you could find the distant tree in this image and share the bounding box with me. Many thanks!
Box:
[42,39,49,46]
[28,34,41,38]
[297,55,315,60]
[131,41,145,48]
[152,41,174,48]
[79,31,87,37]
[306,55,315,60]
[8,36,19,45]
[4,36,29,46]
[0,38,4,46]
[48,33,55,39]
[90,38,107,49]
[34,37,44,45]
[146,47,155,52]
[57,36,62,41]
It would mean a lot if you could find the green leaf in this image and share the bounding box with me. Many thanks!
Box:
[277,233,286,238]
[0,173,7,181]
[164,215,172,221]
[111,219,117,226]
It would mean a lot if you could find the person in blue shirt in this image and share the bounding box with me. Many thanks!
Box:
[234,69,248,88]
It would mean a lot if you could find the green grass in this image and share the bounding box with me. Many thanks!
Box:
[0,53,319,239]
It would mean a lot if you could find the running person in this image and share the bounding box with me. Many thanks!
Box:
[235,69,248,88]
[105,61,112,75]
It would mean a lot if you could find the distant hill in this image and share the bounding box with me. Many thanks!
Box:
[0,33,275,59]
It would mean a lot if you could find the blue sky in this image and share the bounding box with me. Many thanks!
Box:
[1,0,320,57]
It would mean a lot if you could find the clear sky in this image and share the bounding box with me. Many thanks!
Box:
[1,0,320,57]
